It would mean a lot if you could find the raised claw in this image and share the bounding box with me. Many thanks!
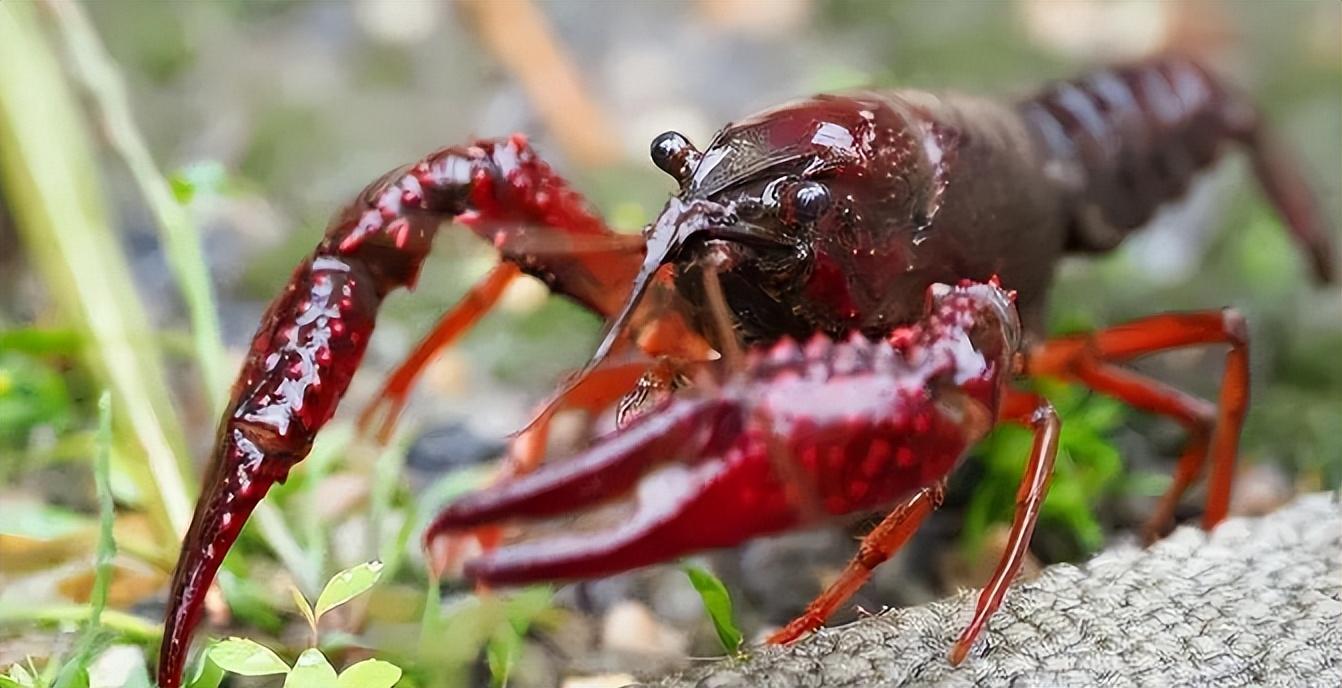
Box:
[157,136,702,688]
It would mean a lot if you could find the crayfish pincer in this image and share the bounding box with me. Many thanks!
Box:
[156,54,1331,687]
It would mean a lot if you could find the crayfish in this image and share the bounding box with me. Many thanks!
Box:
[157,55,1334,686]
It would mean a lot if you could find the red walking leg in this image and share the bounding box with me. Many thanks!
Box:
[950,394,1060,665]
[1027,309,1249,532]
[1067,362,1213,539]
[358,263,522,442]
[766,389,1050,647]
[766,483,943,645]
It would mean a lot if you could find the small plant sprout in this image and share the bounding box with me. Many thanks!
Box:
[0,661,36,688]
[313,561,386,620]
[682,565,744,655]
[199,561,400,688]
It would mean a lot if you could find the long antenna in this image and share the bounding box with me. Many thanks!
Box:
[513,216,687,436]
[522,198,740,433]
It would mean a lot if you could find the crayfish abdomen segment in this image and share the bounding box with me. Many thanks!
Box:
[1021,55,1336,279]
[1022,57,1229,246]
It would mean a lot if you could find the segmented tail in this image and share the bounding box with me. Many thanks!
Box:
[1021,55,1335,281]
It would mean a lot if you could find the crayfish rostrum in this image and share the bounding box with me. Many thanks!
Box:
[156,55,1334,686]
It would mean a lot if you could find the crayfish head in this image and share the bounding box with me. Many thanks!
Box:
[640,110,861,346]
[643,92,949,345]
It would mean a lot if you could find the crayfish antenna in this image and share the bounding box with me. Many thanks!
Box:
[534,196,736,429]
[699,262,743,377]
[522,219,680,433]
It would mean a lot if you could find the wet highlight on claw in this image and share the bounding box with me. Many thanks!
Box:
[158,55,1334,686]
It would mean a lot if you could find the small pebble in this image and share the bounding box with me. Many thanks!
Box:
[602,600,689,656]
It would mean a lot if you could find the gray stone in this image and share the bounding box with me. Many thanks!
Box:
[648,493,1342,688]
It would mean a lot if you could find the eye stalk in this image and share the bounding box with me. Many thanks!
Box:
[784,181,831,224]
[650,131,701,185]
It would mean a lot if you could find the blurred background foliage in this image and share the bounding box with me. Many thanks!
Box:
[0,1,1337,686]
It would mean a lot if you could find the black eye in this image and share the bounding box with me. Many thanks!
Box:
[786,181,831,224]
[650,131,699,183]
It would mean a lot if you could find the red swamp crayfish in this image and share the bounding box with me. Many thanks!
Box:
[156,55,1335,686]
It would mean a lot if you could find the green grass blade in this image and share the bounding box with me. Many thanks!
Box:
[485,623,520,688]
[0,1,191,544]
[46,1,229,411]
[0,606,161,645]
[89,392,116,625]
[43,1,318,586]
[253,503,321,595]
[51,392,115,688]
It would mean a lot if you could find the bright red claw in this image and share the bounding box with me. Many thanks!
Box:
[158,432,292,685]
[432,283,1018,587]
[159,254,387,687]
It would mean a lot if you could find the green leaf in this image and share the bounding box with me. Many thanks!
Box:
[118,660,151,688]
[485,624,521,688]
[209,638,290,676]
[185,655,223,688]
[336,659,402,688]
[0,502,90,540]
[168,161,230,204]
[291,585,317,633]
[6,663,35,687]
[492,586,554,687]
[283,649,336,688]
[52,665,87,688]
[0,328,81,356]
[504,586,554,626]
[167,174,194,204]
[0,351,73,448]
[682,565,743,654]
[314,561,384,620]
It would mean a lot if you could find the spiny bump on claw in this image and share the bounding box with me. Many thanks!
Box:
[767,337,803,365]
[746,330,924,387]
[885,326,919,354]
[831,333,872,376]
[803,333,833,360]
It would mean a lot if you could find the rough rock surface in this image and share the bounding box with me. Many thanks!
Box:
[650,492,1342,687]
